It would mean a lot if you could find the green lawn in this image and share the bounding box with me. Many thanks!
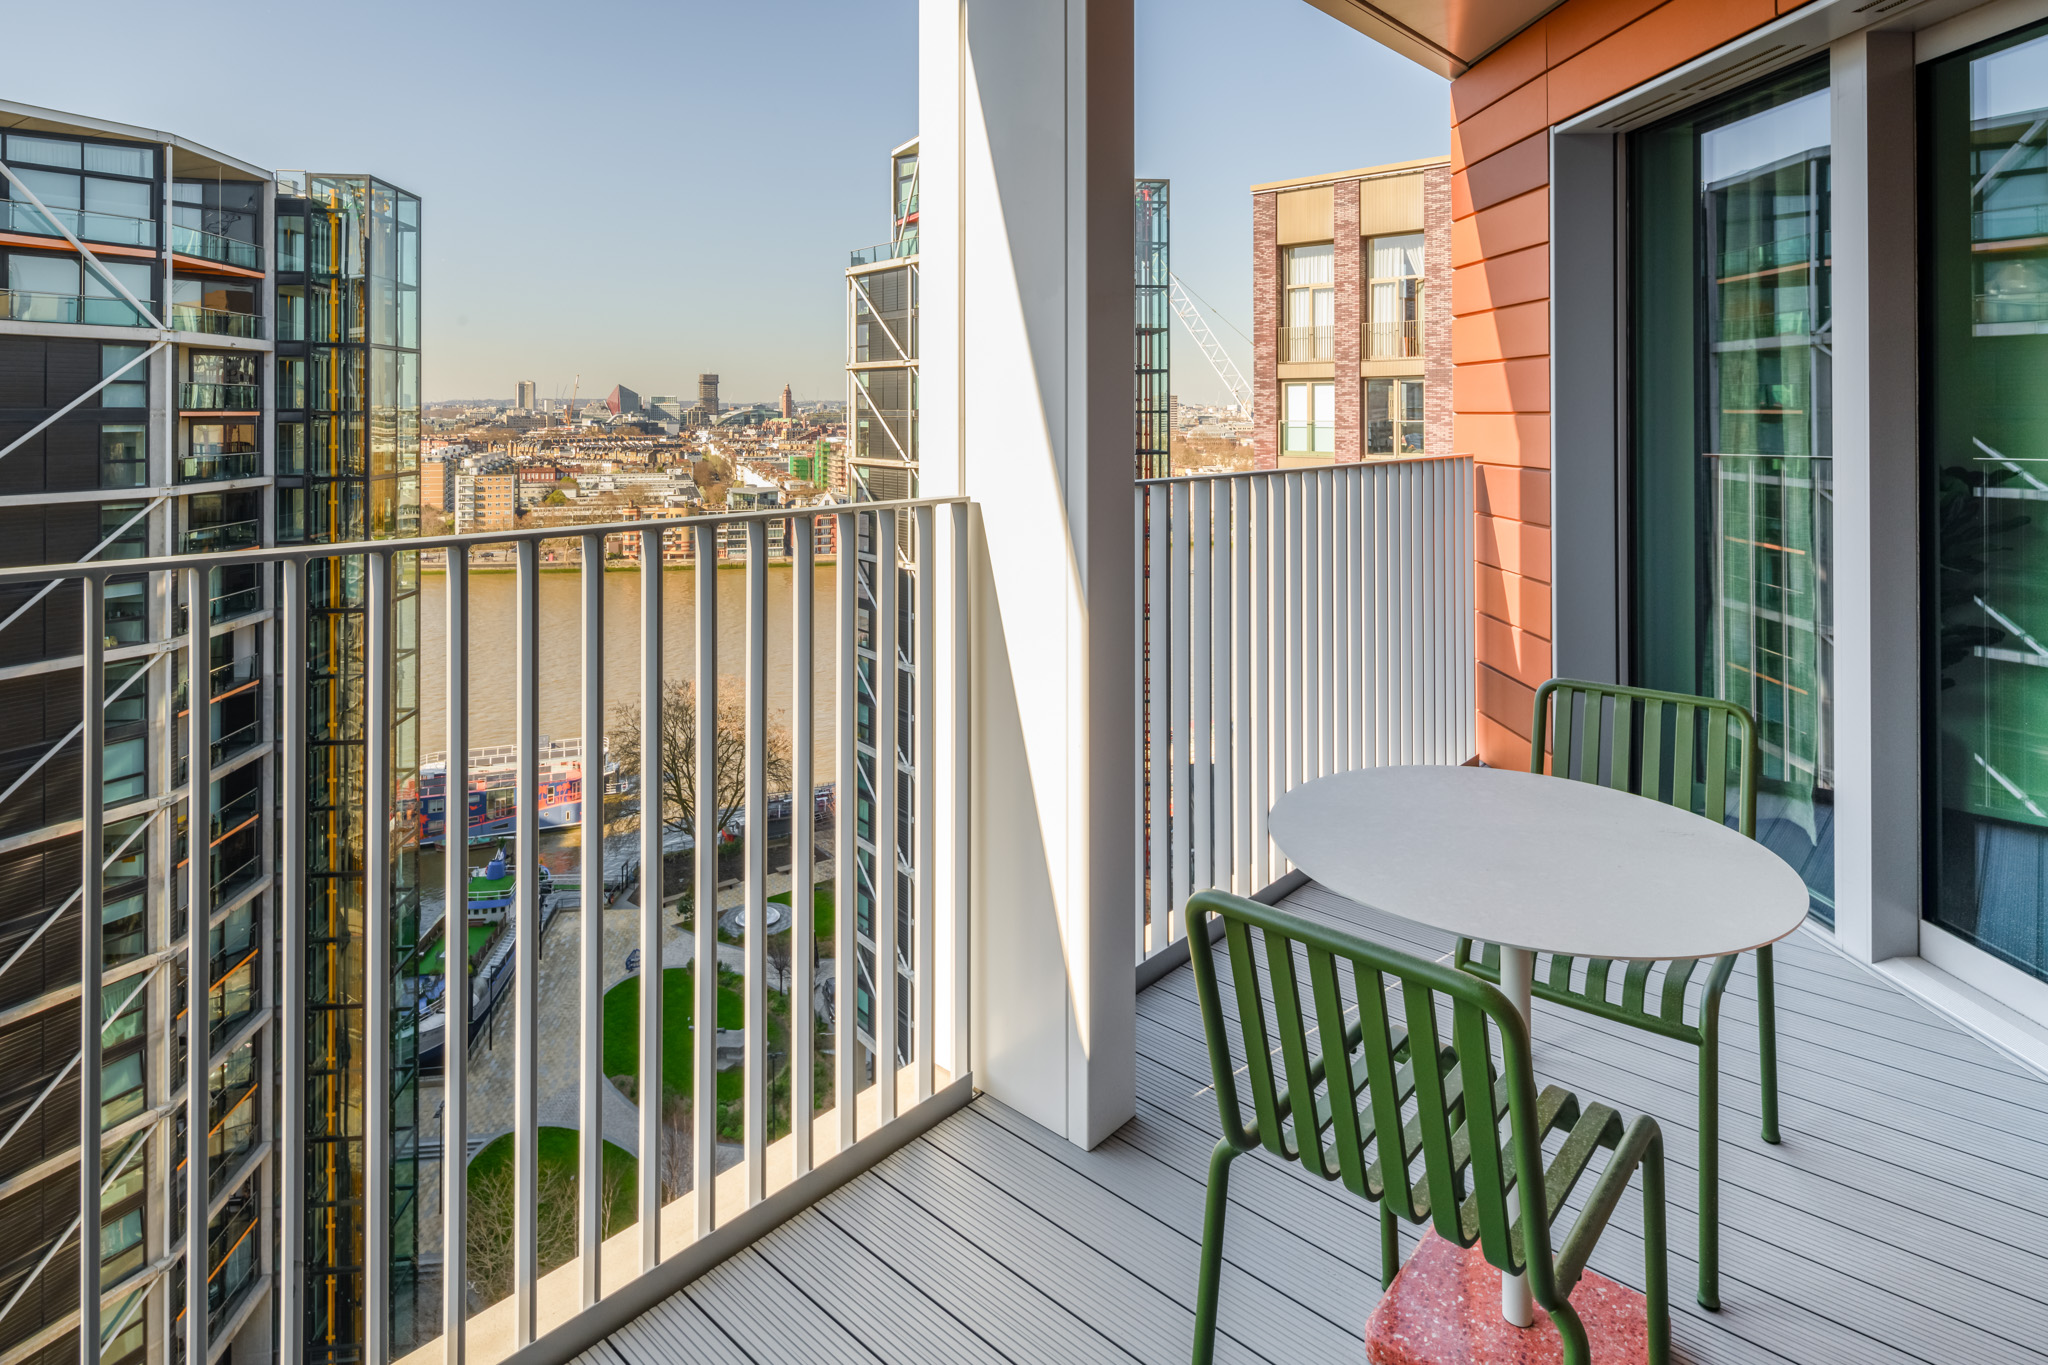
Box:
[467,1126,636,1237]
[767,881,834,944]
[600,967,743,1101]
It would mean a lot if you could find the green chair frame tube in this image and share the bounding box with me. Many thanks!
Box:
[1185,889,1670,1365]
[1452,677,1781,1312]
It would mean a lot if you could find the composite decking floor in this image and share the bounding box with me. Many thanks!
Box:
[584,883,2048,1364]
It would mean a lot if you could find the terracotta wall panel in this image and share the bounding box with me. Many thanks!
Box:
[1453,245,1549,315]
[1476,513,1552,582]
[1548,0,1779,123]
[1452,188,1548,268]
[1450,22,1549,123]
[1476,462,1550,526]
[1479,613,1554,691]
[1456,412,1551,468]
[1479,664,1540,744]
[1455,301,1549,364]
[1480,565,1552,638]
[1456,356,1550,414]
[1479,709,1533,767]
[1452,79,1550,171]
[1454,132,1548,219]
[1544,0,1668,68]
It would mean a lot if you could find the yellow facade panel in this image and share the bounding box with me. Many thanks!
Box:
[1277,186,1334,244]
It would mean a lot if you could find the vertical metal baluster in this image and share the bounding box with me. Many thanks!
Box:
[513,539,539,1344]
[279,559,306,1365]
[637,529,663,1268]
[1232,481,1252,894]
[80,574,103,1365]
[365,550,392,1365]
[1145,488,1167,954]
[691,523,718,1233]
[1350,467,1366,770]
[914,506,935,1101]
[1167,482,1190,938]
[1249,479,1270,889]
[789,517,815,1175]
[1302,472,1320,782]
[1189,481,1211,903]
[872,511,898,1125]
[1331,470,1347,774]
[183,564,210,1365]
[441,549,468,1362]
[833,512,857,1151]
[1210,481,1231,895]
[947,503,970,1082]
[1132,487,1146,963]
[578,534,603,1303]
[743,521,768,1206]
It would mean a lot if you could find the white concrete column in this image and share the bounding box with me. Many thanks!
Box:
[1829,29,1920,963]
[920,0,1137,1147]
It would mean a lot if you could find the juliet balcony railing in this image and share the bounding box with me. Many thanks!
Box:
[1136,456,1475,960]
[0,496,972,1365]
[170,304,263,339]
[1283,323,1333,362]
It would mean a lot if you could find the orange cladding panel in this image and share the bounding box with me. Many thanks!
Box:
[1548,0,1780,123]
[1480,565,1553,637]
[1456,301,1550,364]
[1476,462,1550,526]
[1452,78,1550,171]
[1456,356,1550,414]
[1452,188,1548,268]
[1453,245,1549,315]
[1479,612,1554,690]
[1477,513,1551,582]
[1456,413,1551,468]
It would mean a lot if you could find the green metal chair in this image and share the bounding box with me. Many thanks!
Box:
[1186,888,1670,1365]
[1453,678,1778,1312]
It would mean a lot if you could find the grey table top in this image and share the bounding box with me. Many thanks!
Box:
[1269,765,1810,961]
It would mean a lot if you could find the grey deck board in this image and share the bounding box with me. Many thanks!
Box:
[597,879,2048,1364]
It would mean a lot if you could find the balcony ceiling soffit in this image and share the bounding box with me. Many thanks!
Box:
[1297,0,1566,77]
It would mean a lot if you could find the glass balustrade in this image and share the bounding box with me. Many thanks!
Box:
[178,383,260,411]
[178,449,262,483]
[170,304,263,339]
[180,518,261,554]
[171,223,262,271]
[0,289,153,327]
[0,199,156,247]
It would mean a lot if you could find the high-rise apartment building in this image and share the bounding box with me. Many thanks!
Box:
[513,380,536,410]
[696,373,719,415]
[0,104,419,1365]
[845,139,918,502]
[1250,157,1452,467]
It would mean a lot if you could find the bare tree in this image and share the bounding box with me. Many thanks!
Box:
[607,681,792,847]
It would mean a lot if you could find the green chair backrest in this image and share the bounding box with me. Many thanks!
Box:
[1187,889,1567,1298]
[1533,680,1758,839]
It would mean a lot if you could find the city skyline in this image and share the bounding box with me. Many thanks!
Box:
[5,0,1446,407]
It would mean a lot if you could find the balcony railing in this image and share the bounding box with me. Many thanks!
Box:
[1280,421,1334,455]
[179,448,262,483]
[172,223,263,271]
[850,237,917,266]
[171,303,263,339]
[179,383,260,412]
[1136,456,1474,958]
[0,289,153,328]
[0,496,972,1365]
[181,519,261,554]
[1368,318,1422,359]
[1283,324,1333,361]
[0,199,157,248]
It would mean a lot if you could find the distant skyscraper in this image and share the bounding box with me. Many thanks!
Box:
[781,384,794,419]
[607,384,641,415]
[698,373,720,414]
[515,379,537,410]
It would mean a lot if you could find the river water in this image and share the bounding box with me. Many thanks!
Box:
[413,563,841,911]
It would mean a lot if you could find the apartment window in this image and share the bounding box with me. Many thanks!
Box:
[1284,244,1334,361]
[1366,378,1425,455]
[100,502,150,559]
[277,285,304,341]
[277,487,306,542]
[278,421,305,474]
[7,252,77,319]
[100,1049,144,1128]
[277,215,305,272]
[102,344,147,408]
[100,425,147,488]
[279,358,306,411]
[105,575,146,647]
[1281,380,1334,455]
[1369,233,1426,358]
[83,259,154,326]
[0,136,156,248]
[100,1208,144,1284]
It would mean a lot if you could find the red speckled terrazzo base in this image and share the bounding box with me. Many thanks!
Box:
[1365,1230,1651,1364]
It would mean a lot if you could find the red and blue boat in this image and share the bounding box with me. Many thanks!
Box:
[416,737,613,847]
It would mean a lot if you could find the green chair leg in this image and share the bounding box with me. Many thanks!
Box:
[1697,1018,1721,1311]
[1757,944,1781,1145]
[1642,1129,1672,1365]
[1548,1302,1592,1365]
[1379,1204,1401,1292]
[1192,1140,1235,1365]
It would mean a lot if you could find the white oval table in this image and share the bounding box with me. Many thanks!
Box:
[1269,765,1809,1326]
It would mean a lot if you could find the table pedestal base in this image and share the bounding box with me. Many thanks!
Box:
[1498,945,1535,1327]
[1365,1230,1652,1365]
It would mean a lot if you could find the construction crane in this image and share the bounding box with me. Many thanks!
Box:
[1168,274,1251,417]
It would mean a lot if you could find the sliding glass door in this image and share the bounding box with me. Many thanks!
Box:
[1925,22,2048,978]
[1632,62,1836,920]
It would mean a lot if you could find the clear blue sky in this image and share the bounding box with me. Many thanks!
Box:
[6,0,1445,407]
